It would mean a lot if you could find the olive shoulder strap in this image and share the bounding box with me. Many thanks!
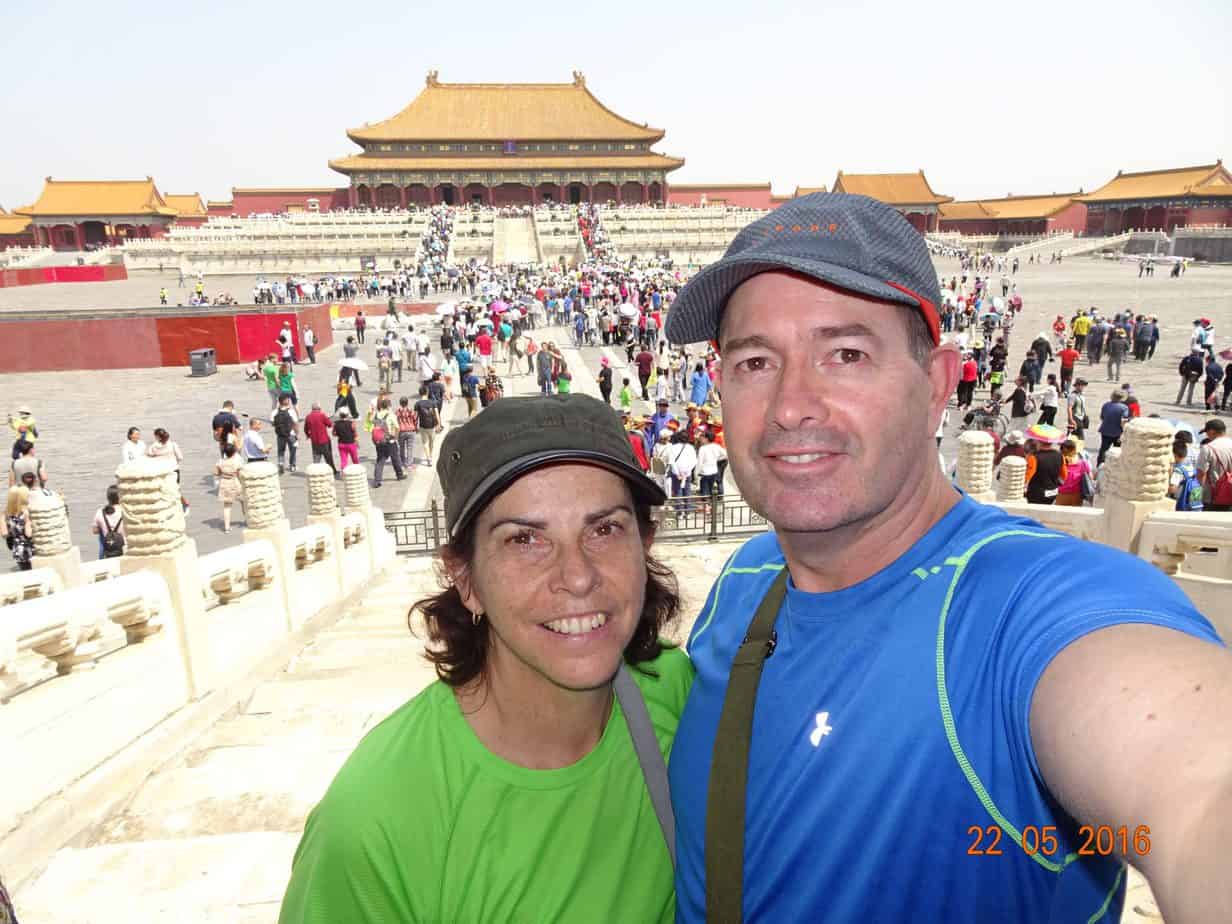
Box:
[705,566,790,923]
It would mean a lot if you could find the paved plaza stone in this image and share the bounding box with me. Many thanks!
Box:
[3,255,1229,568]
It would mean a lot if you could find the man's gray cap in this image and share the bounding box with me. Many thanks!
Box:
[664,193,942,346]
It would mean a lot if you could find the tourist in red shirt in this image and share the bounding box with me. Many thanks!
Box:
[1057,341,1081,395]
[475,330,494,369]
[957,354,979,410]
[303,402,337,476]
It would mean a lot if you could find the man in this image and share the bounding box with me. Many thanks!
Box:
[263,353,281,414]
[303,402,337,477]
[278,322,295,364]
[1057,339,1080,395]
[159,286,168,305]
[534,341,554,397]
[1203,354,1224,411]
[1070,310,1092,353]
[9,441,47,488]
[650,399,675,437]
[1066,377,1090,441]
[1197,418,1232,512]
[662,194,1229,924]
[413,384,440,466]
[341,336,363,387]
[1105,328,1129,382]
[1133,316,1154,362]
[354,311,366,344]
[242,418,268,462]
[273,396,298,474]
[211,401,242,457]
[1177,347,1205,406]
[302,325,317,364]
[1086,315,1107,365]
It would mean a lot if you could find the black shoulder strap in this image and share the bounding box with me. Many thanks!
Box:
[705,566,790,923]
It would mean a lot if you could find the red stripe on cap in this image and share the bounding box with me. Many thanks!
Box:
[884,281,941,345]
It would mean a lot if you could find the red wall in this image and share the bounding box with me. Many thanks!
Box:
[1045,201,1088,234]
[231,189,350,216]
[0,264,127,288]
[1186,206,1232,227]
[667,186,776,209]
[0,304,334,372]
[332,301,436,319]
[207,203,234,216]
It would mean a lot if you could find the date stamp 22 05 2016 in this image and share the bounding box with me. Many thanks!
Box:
[967,824,1152,858]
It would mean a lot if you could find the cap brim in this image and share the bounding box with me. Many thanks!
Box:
[664,254,920,345]
[449,450,666,538]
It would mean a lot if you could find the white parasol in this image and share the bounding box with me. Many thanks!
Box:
[435,302,457,316]
[619,303,638,319]
[338,357,369,371]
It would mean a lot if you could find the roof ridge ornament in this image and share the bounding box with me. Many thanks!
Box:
[426,70,439,87]
[572,71,586,87]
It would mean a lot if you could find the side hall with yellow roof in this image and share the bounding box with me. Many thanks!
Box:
[939,192,1087,236]
[328,71,684,207]
[1076,161,1232,234]
[0,206,35,250]
[830,170,952,232]
[16,177,178,250]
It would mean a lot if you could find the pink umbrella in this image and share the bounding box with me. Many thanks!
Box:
[490,300,510,314]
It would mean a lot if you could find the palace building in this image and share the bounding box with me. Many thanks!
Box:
[830,170,952,232]
[1077,161,1232,234]
[938,193,1087,236]
[17,178,179,249]
[328,72,684,208]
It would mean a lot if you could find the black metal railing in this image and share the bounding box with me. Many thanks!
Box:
[384,488,770,556]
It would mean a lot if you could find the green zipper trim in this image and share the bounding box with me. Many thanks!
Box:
[1086,865,1125,924]
[690,561,786,647]
[934,527,1083,874]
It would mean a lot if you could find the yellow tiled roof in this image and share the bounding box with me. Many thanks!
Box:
[1077,162,1231,203]
[942,193,1080,221]
[19,178,177,218]
[329,153,685,173]
[164,193,206,217]
[793,185,827,197]
[0,212,32,235]
[347,73,666,143]
[1189,181,1232,199]
[207,200,233,208]
[831,170,951,205]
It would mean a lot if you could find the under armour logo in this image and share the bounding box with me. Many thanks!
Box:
[808,711,833,748]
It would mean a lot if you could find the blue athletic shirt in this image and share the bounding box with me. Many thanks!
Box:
[671,495,1221,923]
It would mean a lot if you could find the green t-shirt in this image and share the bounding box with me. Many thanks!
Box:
[279,646,694,924]
[263,361,279,390]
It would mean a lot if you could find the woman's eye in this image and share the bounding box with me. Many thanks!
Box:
[594,520,624,538]
[509,531,536,546]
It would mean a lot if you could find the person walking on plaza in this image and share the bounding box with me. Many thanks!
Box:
[635,344,655,401]
[1037,374,1060,426]
[662,193,1229,924]
[1085,315,1106,365]
[1057,340,1080,395]
[2,485,33,570]
[278,361,298,407]
[341,337,363,387]
[91,485,125,559]
[1096,388,1130,466]
[211,401,242,457]
[121,426,146,464]
[1105,328,1128,382]
[1066,378,1090,441]
[414,384,441,466]
[8,405,38,459]
[9,441,47,489]
[159,287,168,305]
[1169,440,1204,511]
[395,397,418,469]
[1177,347,1205,406]
[213,444,245,533]
[303,402,338,477]
[242,418,269,463]
[1070,310,1091,353]
[1203,354,1224,411]
[370,398,405,487]
[147,427,187,512]
[333,410,359,470]
[273,396,299,474]
[1054,439,1091,507]
[1007,376,1034,433]
[302,325,317,364]
[1198,418,1232,511]
[597,356,614,405]
[263,354,281,414]
[354,311,366,344]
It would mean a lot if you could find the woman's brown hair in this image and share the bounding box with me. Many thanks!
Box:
[410,503,679,689]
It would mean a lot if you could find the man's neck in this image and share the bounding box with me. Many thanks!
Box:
[456,650,614,770]
[778,466,961,594]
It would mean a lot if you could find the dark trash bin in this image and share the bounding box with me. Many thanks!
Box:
[189,348,217,377]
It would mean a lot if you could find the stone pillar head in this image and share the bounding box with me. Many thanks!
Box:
[306,463,339,516]
[239,461,286,529]
[343,465,372,511]
[956,431,995,496]
[1113,418,1174,502]
[117,457,186,556]
[996,455,1028,502]
[27,489,72,557]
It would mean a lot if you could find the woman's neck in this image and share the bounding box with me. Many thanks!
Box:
[456,652,614,770]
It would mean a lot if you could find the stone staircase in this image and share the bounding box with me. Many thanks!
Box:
[1061,231,1133,257]
[492,216,540,265]
[1005,232,1075,258]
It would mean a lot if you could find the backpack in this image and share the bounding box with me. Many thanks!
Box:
[1213,469,1232,507]
[371,424,388,445]
[1173,462,1204,511]
[102,512,125,557]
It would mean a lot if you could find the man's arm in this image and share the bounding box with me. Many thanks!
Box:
[1031,624,1232,923]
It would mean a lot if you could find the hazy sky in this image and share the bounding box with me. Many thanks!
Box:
[3,0,1228,209]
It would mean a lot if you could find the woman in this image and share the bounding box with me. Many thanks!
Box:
[1024,433,1067,505]
[121,426,146,463]
[333,410,359,470]
[666,428,697,507]
[278,362,298,407]
[1055,439,1090,507]
[689,362,712,408]
[279,394,690,923]
[213,444,245,533]
[2,484,33,571]
[597,356,613,405]
[91,485,125,559]
[148,427,188,512]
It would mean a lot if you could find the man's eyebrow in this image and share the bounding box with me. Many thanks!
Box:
[722,324,880,354]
